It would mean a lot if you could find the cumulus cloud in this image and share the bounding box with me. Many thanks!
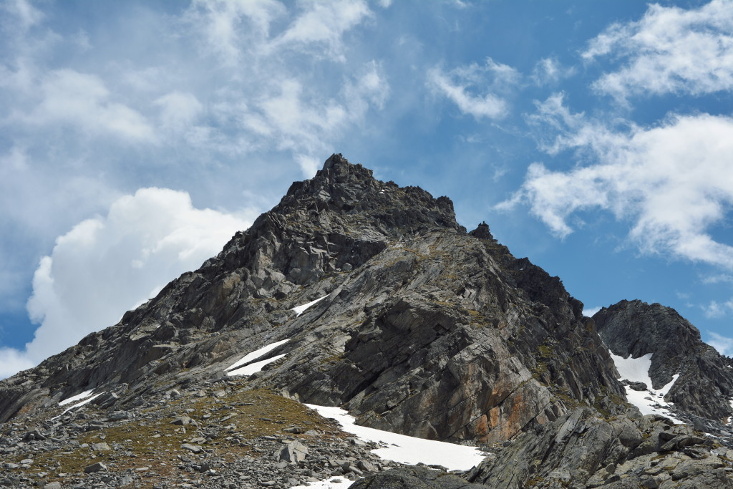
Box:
[583,0,733,101]
[0,188,254,379]
[501,94,733,270]
[428,58,519,120]
[0,347,34,379]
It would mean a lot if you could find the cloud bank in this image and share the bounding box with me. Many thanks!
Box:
[0,188,252,379]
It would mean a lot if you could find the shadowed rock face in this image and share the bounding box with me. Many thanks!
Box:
[0,154,624,443]
[594,299,733,421]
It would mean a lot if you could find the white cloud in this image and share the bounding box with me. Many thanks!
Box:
[177,0,386,174]
[0,188,255,379]
[702,274,733,285]
[707,331,733,356]
[240,60,388,176]
[154,91,204,131]
[186,0,286,64]
[531,57,576,86]
[272,0,372,61]
[1,0,43,32]
[21,69,155,142]
[502,95,733,270]
[703,300,733,319]
[188,0,372,64]
[428,58,519,120]
[0,347,35,380]
[583,306,601,318]
[583,0,733,101]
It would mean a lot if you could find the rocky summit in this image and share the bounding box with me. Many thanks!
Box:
[1,155,733,489]
[594,300,733,430]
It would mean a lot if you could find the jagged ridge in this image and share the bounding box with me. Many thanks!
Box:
[0,154,622,444]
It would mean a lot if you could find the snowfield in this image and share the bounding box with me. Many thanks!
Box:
[609,351,682,423]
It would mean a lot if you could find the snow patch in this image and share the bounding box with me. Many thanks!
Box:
[59,389,95,406]
[609,351,683,423]
[54,391,105,419]
[225,339,290,372]
[292,295,328,317]
[306,404,487,471]
[289,476,353,489]
[227,354,287,377]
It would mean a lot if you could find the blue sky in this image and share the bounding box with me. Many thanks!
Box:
[2,0,733,378]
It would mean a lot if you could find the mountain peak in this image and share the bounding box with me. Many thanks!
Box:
[2,155,731,488]
[279,154,462,239]
[321,152,351,171]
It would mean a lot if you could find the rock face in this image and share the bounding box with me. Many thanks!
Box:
[1,155,732,488]
[466,407,733,489]
[594,300,733,422]
[0,154,624,445]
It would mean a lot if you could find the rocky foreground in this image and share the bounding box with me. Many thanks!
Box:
[2,155,733,488]
[1,377,407,489]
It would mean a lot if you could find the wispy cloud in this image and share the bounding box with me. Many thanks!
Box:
[20,69,156,142]
[583,0,733,102]
[703,300,733,319]
[270,0,372,61]
[428,58,519,120]
[501,94,733,270]
[531,57,576,86]
[707,331,733,356]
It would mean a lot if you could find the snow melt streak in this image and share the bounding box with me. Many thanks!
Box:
[292,295,328,317]
[227,354,287,377]
[225,339,290,372]
[58,389,95,406]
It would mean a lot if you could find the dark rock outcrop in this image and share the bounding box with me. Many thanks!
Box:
[351,466,490,489]
[593,300,733,422]
[467,406,733,489]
